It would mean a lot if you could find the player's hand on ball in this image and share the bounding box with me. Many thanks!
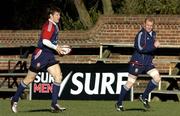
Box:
[60,45,71,55]
[55,45,62,55]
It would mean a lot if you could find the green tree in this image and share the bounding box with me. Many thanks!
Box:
[121,0,180,14]
[74,0,93,28]
[102,0,114,15]
[144,0,180,14]
[73,0,114,29]
[121,0,144,14]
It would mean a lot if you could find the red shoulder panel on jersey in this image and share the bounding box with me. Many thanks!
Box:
[41,21,55,40]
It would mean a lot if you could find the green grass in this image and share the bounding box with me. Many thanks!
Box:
[0,99,180,116]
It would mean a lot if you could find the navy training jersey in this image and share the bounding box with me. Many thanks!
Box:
[130,28,157,65]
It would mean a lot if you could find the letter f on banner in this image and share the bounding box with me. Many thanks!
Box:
[58,71,73,97]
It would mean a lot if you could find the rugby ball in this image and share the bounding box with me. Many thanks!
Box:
[60,45,71,55]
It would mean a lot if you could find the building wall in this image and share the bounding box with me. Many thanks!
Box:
[0,15,180,73]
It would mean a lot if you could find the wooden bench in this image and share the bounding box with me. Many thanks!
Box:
[0,72,30,100]
[132,74,180,101]
[0,72,27,88]
[0,73,28,93]
[91,57,178,64]
[99,42,180,59]
[0,87,30,100]
[0,58,29,88]
[168,60,180,75]
[96,43,180,71]
[91,58,129,63]
[0,87,29,93]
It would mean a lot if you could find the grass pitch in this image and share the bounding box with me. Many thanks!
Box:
[0,99,180,116]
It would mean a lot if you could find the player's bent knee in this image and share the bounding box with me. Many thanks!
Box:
[147,68,161,82]
[128,74,137,83]
[24,79,33,85]
[53,76,62,83]
[147,68,159,77]
[126,74,137,88]
[153,75,161,83]
[23,76,36,85]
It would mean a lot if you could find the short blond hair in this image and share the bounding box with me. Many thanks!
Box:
[144,17,155,24]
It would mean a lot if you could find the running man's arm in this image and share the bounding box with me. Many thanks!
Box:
[42,39,57,50]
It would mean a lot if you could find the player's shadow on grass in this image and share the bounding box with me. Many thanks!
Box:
[124,108,147,112]
[27,109,51,112]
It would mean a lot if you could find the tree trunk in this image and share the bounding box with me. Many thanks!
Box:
[74,0,93,28]
[102,0,114,15]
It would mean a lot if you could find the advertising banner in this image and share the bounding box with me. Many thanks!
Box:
[31,63,131,100]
